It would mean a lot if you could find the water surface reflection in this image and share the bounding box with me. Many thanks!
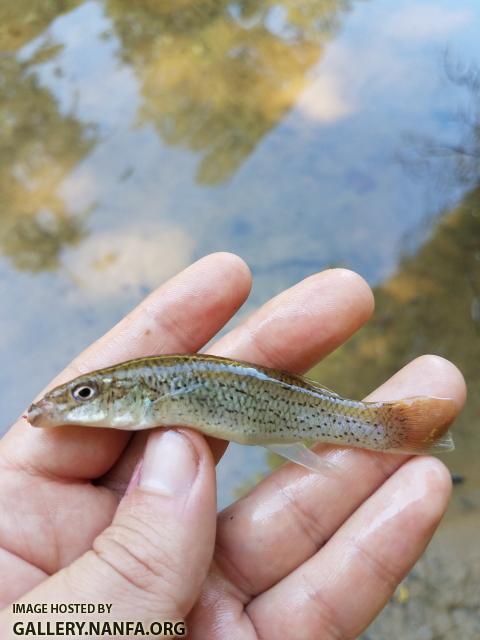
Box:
[1,26,96,270]
[105,0,354,184]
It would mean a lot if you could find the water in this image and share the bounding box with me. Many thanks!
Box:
[1,1,479,635]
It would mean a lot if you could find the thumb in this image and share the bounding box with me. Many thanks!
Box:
[9,429,217,631]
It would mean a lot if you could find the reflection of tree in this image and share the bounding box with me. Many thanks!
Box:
[310,187,479,428]
[106,0,354,184]
[0,12,97,272]
[0,0,81,51]
[401,55,480,189]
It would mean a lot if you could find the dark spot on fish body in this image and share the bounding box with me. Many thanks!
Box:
[234,387,248,396]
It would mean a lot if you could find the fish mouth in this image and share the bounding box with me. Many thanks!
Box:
[27,400,57,428]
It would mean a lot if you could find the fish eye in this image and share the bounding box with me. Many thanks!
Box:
[72,383,97,402]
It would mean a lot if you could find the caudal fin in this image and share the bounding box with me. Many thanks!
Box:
[380,396,457,454]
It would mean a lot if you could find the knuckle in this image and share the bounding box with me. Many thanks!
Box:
[350,536,399,589]
[300,575,345,640]
[272,477,328,551]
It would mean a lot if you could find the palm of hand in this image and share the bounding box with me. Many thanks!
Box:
[0,254,465,640]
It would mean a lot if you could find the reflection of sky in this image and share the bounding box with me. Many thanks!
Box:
[1,0,480,507]
[19,1,140,129]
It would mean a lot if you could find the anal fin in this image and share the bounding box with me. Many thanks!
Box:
[264,442,337,474]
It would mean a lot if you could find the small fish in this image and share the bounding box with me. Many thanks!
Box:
[27,354,457,473]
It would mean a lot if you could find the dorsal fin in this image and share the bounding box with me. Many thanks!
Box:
[301,376,341,397]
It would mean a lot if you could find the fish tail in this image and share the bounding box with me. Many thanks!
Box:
[378,396,457,454]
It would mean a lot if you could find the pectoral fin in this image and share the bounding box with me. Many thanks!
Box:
[151,381,204,403]
[264,442,337,474]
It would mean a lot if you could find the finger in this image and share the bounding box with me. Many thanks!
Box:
[362,353,466,402]
[198,356,465,622]
[246,456,452,640]
[1,253,251,480]
[1,429,217,633]
[209,268,374,373]
[104,268,375,488]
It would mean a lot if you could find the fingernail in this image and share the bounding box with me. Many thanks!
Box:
[140,430,198,497]
[123,459,143,499]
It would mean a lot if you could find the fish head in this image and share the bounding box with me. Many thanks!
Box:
[27,372,141,429]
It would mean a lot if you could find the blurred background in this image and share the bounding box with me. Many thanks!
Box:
[1,1,479,637]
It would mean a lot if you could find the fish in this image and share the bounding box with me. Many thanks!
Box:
[26,354,457,473]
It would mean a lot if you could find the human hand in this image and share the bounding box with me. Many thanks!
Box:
[0,253,466,639]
